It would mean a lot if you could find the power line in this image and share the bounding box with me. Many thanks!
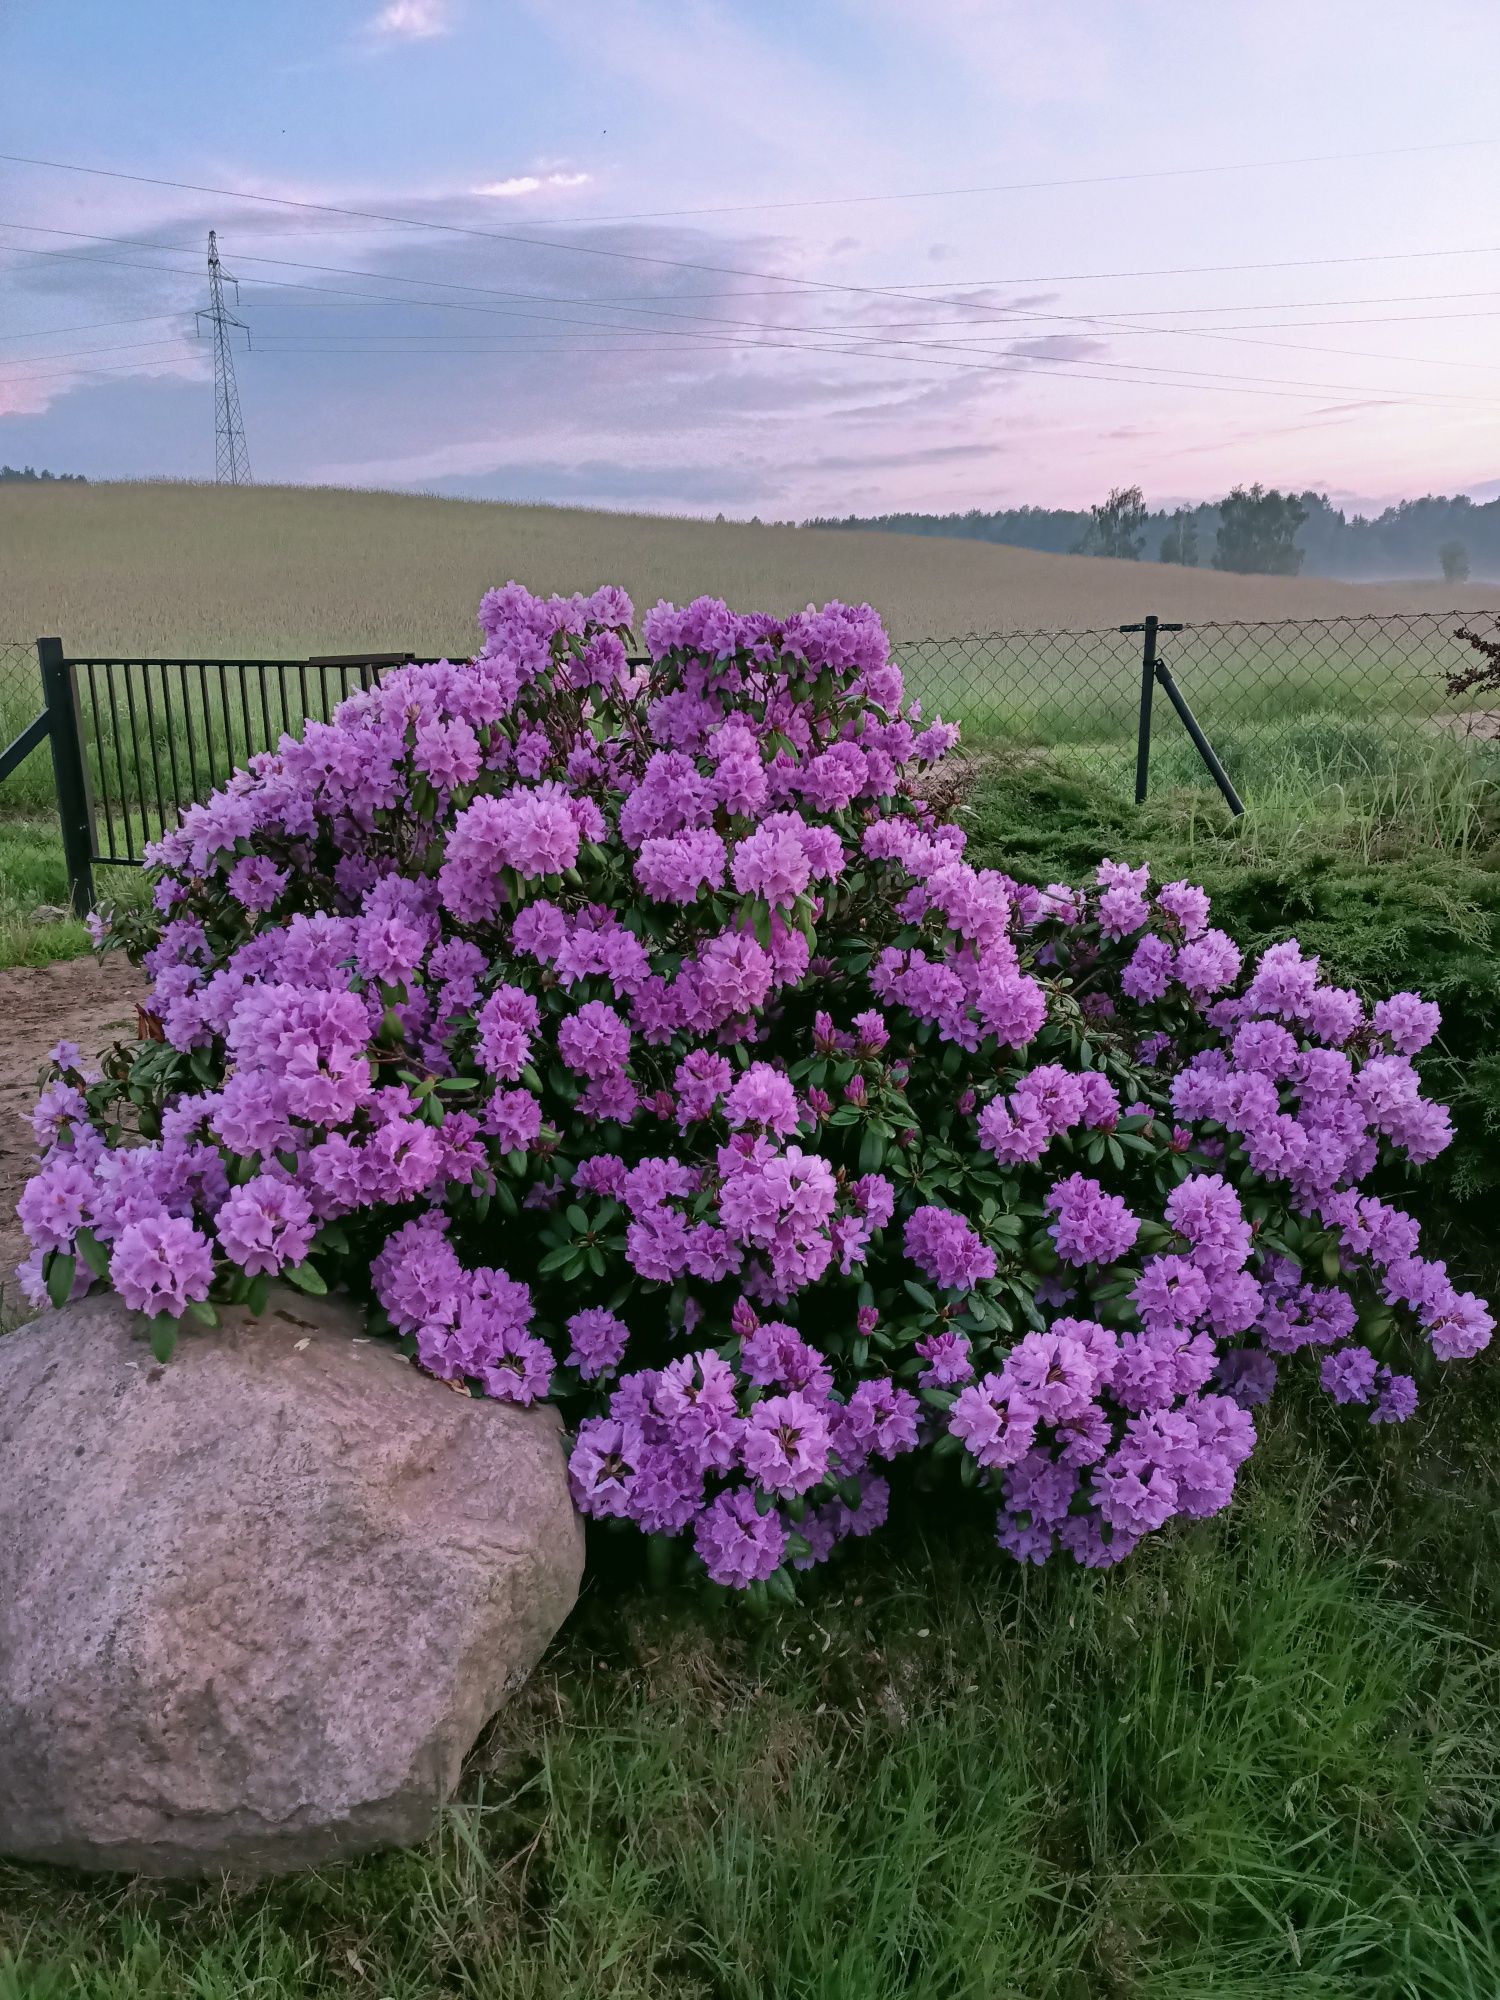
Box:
[1,151,1488,342]
[5,217,1498,414]
[0,311,189,343]
[5,317,1492,417]
[4,135,1494,230]
[7,224,1499,390]
[10,220,1500,325]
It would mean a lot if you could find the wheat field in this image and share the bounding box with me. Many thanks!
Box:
[4,481,1497,658]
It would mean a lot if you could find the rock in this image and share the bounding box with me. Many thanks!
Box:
[0,1286,583,1878]
[30,905,71,925]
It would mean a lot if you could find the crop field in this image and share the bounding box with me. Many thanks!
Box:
[5,483,1499,662]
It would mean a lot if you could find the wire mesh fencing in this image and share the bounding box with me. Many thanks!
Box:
[0,637,38,741]
[895,609,1500,801]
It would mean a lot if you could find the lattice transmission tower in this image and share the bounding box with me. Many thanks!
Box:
[197,230,253,485]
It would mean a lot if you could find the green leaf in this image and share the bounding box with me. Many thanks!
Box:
[45,1251,76,1309]
[247,1273,272,1315]
[187,1298,218,1328]
[148,1314,178,1363]
[765,1565,799,1606]
[286,1260,328,1296]
[74,1228,110,1280]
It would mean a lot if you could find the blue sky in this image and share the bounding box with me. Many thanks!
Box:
[2,0,1498,516]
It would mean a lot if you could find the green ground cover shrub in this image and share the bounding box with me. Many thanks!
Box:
[963,750,1500,1217]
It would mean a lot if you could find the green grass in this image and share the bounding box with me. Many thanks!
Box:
[0,819,151,968]
[3,1412,1500,1997]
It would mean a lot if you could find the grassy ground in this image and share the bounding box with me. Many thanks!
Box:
[3,1405,1499,1998]
[2,719,1499,1996]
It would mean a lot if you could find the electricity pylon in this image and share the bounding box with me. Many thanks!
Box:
[197,230,253,485]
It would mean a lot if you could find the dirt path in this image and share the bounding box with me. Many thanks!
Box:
[1,956,146,1307]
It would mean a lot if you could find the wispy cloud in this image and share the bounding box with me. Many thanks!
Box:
[367,0,452,42]
[473,172,592,200]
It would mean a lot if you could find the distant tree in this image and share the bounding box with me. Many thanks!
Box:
[1158,508,1200,567]
[1073,485,1147,560]
[1213,483,1307,575]
[1440,539,1471,583]
[0,464,85,483]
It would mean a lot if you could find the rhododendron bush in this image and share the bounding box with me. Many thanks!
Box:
[19,583,1492,1597]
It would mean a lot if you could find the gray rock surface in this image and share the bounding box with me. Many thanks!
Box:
[0,1286,583,1877]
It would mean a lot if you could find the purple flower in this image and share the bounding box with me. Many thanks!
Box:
[725,1063,800,1137]
[566,1306,631,1379]
[1321,1345,1378,1405]
[732,817,812,908]
[905,1206,996,1290]
[975,969,1048,1048]
[949,1375,1036,1469]
[215,1173,315,1276]
[916,1329,974,1389]
[227,855,290,915]
[635,829,727,905]
[110,1215,215,1318]
[741,1391,833,1497]
[558,1000,632,1079]
[1045,1174,1140,1268]
[1373,991,1441,1056]
[693,1487,788,1587]
[569,1417,642,1519]
[1370,1368,1419,1425]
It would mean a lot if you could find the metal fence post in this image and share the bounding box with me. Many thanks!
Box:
[1151,658,1245,817]
[38,637,95,914]
[1125,615,1159,802]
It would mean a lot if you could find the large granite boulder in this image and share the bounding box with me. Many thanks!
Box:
[0,1286,583,1877]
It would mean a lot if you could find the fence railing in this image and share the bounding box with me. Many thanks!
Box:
[2,645,421,911]
[2,611,1497,912]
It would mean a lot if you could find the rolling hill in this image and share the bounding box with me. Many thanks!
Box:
[3,481,1496,660]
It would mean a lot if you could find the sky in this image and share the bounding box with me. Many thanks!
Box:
[2,0,1499,518]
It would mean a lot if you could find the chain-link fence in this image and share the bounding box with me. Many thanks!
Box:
[0,638,36,735]
[896,609,1500,802]
[0,639,52,812]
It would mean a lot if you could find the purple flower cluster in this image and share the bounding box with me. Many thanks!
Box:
[20,581,1487,1595]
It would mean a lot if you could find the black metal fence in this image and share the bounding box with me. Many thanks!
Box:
[3,645,416,911]
[2,610,1497,912]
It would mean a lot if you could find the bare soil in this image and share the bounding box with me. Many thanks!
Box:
[1,956,145,1308]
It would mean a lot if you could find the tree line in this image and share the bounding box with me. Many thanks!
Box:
[806,486,1497,582]
[0,465,86,484]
